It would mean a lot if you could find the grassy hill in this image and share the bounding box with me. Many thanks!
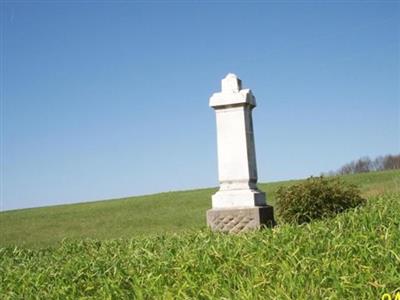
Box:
[1,170,399,248]
[1,170,399,299]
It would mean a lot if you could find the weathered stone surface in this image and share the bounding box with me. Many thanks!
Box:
[207,206,275,233]
[209,74,266,209]
[208,73,275,232]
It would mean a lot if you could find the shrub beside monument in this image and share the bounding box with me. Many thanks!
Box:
[275,176,366,224]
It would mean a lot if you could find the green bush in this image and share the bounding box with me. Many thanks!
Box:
[276,176,366,224]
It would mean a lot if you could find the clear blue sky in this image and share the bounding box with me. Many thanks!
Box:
[1,1,399,211]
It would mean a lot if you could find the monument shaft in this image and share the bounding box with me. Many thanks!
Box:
[215,105,257,191]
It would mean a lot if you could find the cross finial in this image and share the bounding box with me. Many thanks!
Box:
[221,73,242,93]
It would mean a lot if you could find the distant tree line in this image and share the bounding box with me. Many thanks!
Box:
[327,154,400,176]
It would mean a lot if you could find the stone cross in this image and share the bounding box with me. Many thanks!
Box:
[207,73,274,233]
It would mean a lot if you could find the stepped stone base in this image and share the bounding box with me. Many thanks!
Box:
[207,206,275,233]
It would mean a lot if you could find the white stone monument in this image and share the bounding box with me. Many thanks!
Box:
[207,73,274,233]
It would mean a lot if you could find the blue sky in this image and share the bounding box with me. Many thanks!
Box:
[1,1,399,211]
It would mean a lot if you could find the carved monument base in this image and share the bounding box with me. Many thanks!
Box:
[207,206,275,233]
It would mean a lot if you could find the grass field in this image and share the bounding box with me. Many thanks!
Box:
[1,170,399,298]
[1,170,399,248]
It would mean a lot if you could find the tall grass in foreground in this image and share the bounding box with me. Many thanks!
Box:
[1,193,399,299]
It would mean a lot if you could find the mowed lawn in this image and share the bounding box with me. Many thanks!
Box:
[1,170,399,248]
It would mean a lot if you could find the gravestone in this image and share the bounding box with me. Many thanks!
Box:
[207,73,275,233]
